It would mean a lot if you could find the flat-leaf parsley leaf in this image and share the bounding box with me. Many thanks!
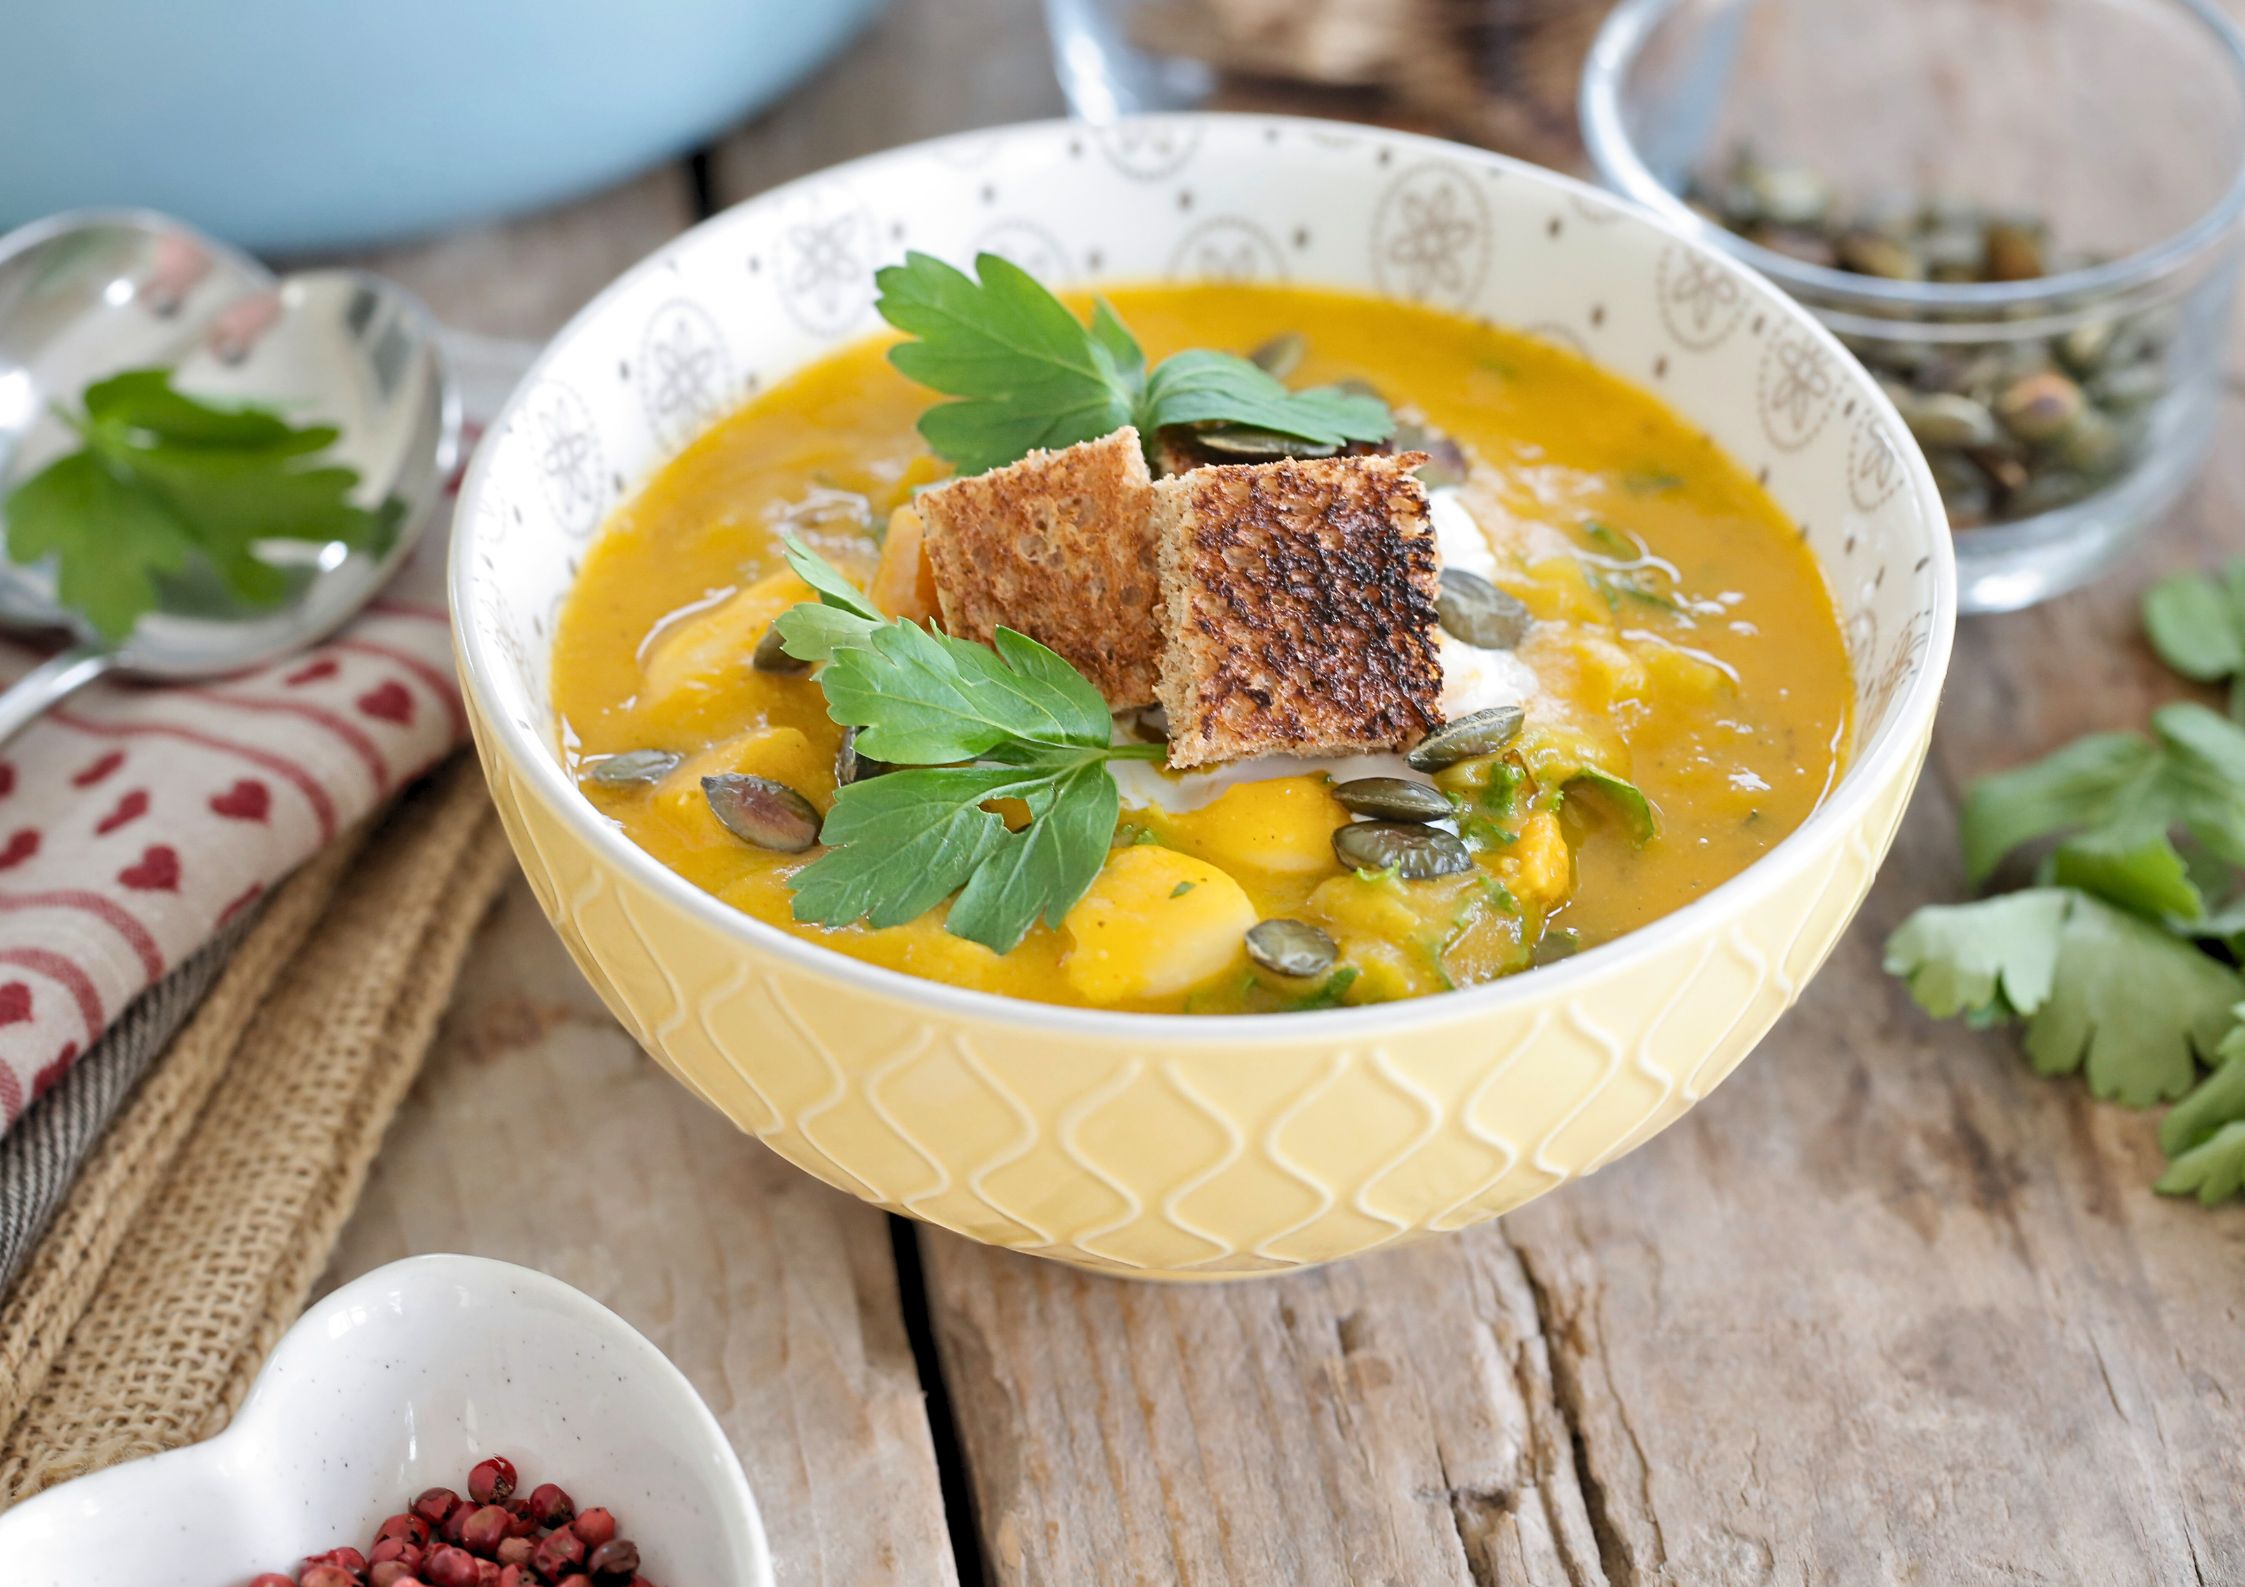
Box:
[1,367,389,641]
[873,252,1392,474]
[773,534,1163,953]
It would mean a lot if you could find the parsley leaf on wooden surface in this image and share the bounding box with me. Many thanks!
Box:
[1,367,385,641]
[1959,702,2245,923]
[2143,560,2245,715]
[774,534,1159,953]
[874,252,1392,474]
[1884,888,2240,1105]
[2156,1016,2245,1203]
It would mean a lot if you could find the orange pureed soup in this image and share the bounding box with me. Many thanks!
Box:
[552,284,1853,1013]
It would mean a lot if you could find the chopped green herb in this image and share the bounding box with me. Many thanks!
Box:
[1579,518,1632,556]
[1567,767,1659,845]
[1169,880,1196,898]
[1621,469,1684,495]
[1287,965,1361,1011]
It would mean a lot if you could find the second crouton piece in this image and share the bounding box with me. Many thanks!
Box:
[916,427,1160,709]
[1154,452,1442,770]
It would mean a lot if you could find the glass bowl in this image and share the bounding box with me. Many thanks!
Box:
[1582,0,2245,612]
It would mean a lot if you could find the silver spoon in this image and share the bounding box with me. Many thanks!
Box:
[0,210,459,744]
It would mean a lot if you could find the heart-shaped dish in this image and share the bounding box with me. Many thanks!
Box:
[0,1254,771,1586]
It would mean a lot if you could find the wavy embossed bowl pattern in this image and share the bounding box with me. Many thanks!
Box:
[451,116,1956,1279]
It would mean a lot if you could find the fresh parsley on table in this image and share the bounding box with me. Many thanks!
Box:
[771,533,1164,953]
[1884,579,2245,1203]
[1,367,390,642]
[874,251,1394,473]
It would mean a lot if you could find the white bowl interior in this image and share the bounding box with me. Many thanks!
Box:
[0,1255,770,1587]
[455,114,1953,1010]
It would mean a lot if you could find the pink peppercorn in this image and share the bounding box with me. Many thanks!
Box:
[531,1527,587,1579]
[495,1537,534,1567]
[586,1538,639,1582]
[301,1568,357,1587]
[370,1565,418,1587]
[248,1576,295,1587]
[467,1457,518,1505]
[411,1488,459,1527]
[378,1514,432,1548]
[422,1545,479,1587]
[570,1508,617,1549]
[459,1505,512,1555]
[527,1483,574,1528]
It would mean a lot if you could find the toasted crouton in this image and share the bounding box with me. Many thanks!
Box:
[916,427,1160,709]
[1153,452,1442,770]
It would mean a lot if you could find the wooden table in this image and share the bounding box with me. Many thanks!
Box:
[319,3,2245,1580]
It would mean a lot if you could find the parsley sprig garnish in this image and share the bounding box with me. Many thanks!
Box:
[1885,590,2245,1203]
[772,534,1163,954]
[1,368,392,641]
[874,252,1393,473]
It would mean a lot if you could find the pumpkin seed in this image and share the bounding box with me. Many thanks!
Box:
[2053,410,2121,474]
[1688,152,2165,531]
[1835,230,1924,281]
[1901,391,2000,450]
[834,727,891,787]
[1193,424,1341,461]
[2089,360,2164,411]
[1248,331,1307,380]
[1244,918,1337,979]
[1333,776,1453,822]
[1994,370,2085,443]
[1436,569,1532,650]
[703,774,821,851]
[752,623,809,675]
[1407,706,1524,771]
[1981,221,2045,281]
[1749,225,1839,270]
[2058,318,2117,374]
[1393,420,1471,488]
[587,749,682,788]
[1333,820,1472,879]
[1747,163,1831,228]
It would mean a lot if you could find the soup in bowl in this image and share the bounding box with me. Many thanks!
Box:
[453,116,1953,1278]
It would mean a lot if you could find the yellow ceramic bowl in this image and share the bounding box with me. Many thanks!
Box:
[452,116,1955,1279]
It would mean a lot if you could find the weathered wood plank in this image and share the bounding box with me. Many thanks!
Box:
[708,0,1067,204]
[316,169,959,1587]
[304,167,703,338]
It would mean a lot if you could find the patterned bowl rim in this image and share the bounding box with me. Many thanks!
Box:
[451,111,1957,1043]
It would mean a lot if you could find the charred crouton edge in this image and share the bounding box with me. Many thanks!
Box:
[1153,451,1443,770]
[916,426,1162,710]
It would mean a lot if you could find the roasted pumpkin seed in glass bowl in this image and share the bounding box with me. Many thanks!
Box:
[1583,0,2245,612]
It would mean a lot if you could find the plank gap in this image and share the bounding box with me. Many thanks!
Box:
[1511,1236,1637,1587]
[687,147,720,221]
[890,1216,992,1586]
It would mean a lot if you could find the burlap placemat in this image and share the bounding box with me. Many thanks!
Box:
[0,756,510,1502]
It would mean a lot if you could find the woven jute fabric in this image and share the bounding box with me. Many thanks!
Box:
[0,756,509,1502]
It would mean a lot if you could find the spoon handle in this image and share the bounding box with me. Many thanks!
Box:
[0,644,117,747]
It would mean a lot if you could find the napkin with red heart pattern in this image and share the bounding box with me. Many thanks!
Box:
[0,492,463,1138]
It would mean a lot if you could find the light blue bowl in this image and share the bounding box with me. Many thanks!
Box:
[0,0,888,255]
